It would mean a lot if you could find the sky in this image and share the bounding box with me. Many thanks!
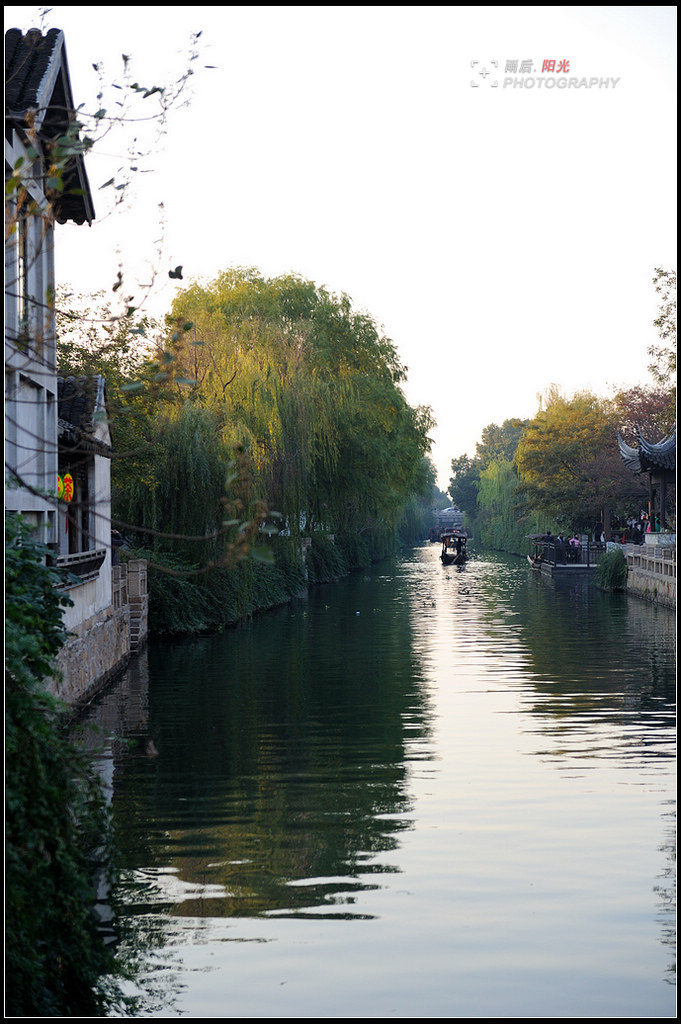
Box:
[6,6,677,489]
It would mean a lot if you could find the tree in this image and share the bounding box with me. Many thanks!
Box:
[448,420,529,519]
[514,387,647,531]
[398,459,440,545]
[475,418,528,469]
[116,401,263,565]
[164,269,435,551]
[476,458,535,553]
[56,289,158,383]
[448,454,480,513]
[612,384,675,443]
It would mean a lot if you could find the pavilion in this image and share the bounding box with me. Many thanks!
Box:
[617,427,676,531]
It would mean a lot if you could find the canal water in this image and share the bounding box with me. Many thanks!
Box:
[80,547,676,1018]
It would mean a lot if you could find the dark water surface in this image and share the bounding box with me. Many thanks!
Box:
[81,548,675,1017]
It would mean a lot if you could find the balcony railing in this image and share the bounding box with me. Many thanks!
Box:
[55,548,106,584]
[541,541,606,567]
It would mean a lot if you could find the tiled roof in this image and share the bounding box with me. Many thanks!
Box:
[618,427,676,475]
[5,27,94,225]
[58,376,112,457]
[636,426,676,471]
[5,27,63,114]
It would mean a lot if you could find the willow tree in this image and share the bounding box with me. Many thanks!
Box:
[165,269,434,549]
[117,401,251,563]
[476,458,540,553]
[164,271,333,534]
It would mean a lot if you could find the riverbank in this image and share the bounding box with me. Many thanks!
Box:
[133,530,399,639]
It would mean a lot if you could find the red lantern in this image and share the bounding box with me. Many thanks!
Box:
[63,473,74,503]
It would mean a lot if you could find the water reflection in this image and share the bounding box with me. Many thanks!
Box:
[412,549,675,755]
[78,547,675,1017]
[98,576,434,925]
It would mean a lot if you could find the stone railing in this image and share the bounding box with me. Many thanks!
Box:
[127,559,148,651]
[625,543,676,576]
[622,538,676,608]
[112,559,148,650]
[112,563,128,609]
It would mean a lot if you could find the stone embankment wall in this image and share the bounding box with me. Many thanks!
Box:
[623,536,676,609]
[51,559,148,707]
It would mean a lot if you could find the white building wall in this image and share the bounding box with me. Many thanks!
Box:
[5,130,58,545]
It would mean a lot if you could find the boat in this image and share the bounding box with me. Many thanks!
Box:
[440,530,467,565]
[526,534,546,569]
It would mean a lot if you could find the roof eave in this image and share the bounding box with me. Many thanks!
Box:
[5,27,95,225]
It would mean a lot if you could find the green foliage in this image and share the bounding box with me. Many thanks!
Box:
[5,516,126,1016]
[53,268,434,636]
[449,421,528,517]
[514,386,643,529]
[135,550,215,634]
[476,418,528,469]
[5,515,73,685]
[448,270,676,555]
[397,473,439,546]
[135,538,308,636]
[271,540,308,595]
[448,453,480,513]
[165,269,434,547]
[475,458,537,553]
[595,549,628,590]
[118,402,242,561]
[335,531,373,570]
[306,535,349,583]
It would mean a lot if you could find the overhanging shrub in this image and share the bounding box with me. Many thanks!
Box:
[595,548,628,590]
[5,515,127,1016]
